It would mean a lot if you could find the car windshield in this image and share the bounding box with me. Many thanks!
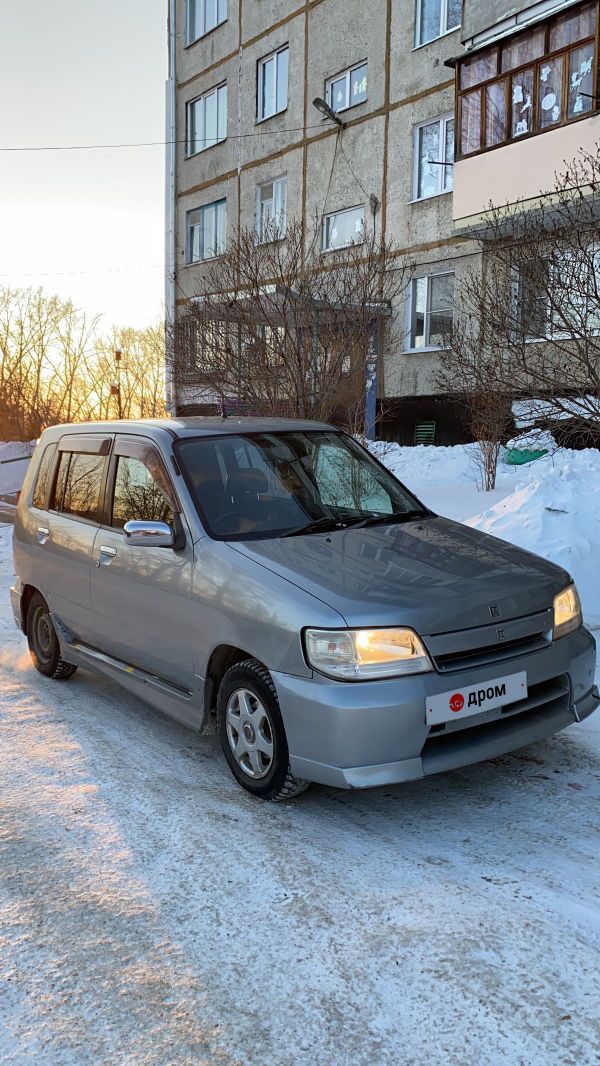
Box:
[176,430,428,540]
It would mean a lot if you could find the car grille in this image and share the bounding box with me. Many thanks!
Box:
[425,609,554,673]
[433,632,550,672]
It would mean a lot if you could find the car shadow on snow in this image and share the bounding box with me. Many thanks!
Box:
[26,655,600,840]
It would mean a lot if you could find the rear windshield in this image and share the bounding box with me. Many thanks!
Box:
[176,430,423,540]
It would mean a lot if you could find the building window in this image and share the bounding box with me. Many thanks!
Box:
[414,115,454,199]
[187,200,227,263]
[322,205,365,251]
[186,0,227,45]
[326,62,368,113]
[415,0,461,47]
[257,47,289,121]
[514,249,600,340]
[186,84,227,155]
[256,176,288,241]
[456,0,596,158]
[409,272,454,348]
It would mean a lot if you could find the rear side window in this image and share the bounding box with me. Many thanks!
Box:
[112,455,175,529]
[51,451,106,522]
[32,444,57,509]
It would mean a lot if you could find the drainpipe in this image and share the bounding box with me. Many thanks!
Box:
[164,0,177,415]
[364,317,379,440]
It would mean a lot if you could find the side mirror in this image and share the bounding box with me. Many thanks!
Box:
[123,520,175,548]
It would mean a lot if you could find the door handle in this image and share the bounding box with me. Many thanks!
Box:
[37,526,50,544]
[96,545,117,567]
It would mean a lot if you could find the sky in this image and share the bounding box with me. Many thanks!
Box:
[0,0,167,330]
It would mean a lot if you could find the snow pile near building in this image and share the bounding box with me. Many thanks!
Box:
[369,440,482,484]
[505,429,556,452]
[0,442,33,495]
[466,450,600,627]
[513,396,600,427]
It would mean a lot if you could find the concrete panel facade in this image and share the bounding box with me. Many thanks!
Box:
[168,0,475,441]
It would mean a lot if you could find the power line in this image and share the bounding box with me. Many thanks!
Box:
[0,124,326,153]
[0,239,493,285]
[0,264,167,280]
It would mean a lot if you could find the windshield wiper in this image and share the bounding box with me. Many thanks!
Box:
[280,509,432,537]
[280,516,351,538]
[349,509,433,529]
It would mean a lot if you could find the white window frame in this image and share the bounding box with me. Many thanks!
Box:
[257,46,289,122]
[412,114,454,201]
[407,270,455,350]
[325,61,368,114]
[186,0,227,46]
[186,83,227,156]
[186,199,227,264]
[321,205,365,253]
[256,176,288,242]
[414,0,461,48]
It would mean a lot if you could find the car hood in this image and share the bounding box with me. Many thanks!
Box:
[229,517,570,633]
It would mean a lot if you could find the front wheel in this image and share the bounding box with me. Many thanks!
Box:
[217,659,310,801]
[26,592,78,680]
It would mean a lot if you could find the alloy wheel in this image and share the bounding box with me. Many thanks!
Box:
[225,688,274,779]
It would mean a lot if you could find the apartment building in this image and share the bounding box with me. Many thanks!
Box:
[166,0,600,442]
[166,0,469,444]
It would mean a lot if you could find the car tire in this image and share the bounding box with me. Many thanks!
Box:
[26,592,78,680]
[217,659,310,801]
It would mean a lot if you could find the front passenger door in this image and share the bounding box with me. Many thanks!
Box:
[90,437,194,689]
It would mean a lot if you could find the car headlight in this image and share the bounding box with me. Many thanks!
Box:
[553,584,582,640]
[304,627,433,681]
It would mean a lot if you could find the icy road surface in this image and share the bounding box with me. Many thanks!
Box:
[0,522,599,1066]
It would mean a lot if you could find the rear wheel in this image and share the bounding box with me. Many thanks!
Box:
[217,659,310,801]
[26,592,78,680]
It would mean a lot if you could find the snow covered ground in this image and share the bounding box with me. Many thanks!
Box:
[1,445,600,1065]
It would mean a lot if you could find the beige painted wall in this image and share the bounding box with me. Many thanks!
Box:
[454,114,600,226]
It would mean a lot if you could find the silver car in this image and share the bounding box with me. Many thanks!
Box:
[11,418,599,800]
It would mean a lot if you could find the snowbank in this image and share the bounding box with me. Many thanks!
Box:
[467,450,600,627]
[0,442,33,495]
[369,440,482,485]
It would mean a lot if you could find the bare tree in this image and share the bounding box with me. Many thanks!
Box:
[440,146,600,468]
[91,325,166,421]
[437,267,515,488]
[0,286,166,438]
[169,216,410,434]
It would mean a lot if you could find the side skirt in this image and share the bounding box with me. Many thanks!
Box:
[51,614,206,732]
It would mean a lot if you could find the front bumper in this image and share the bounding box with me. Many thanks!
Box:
[273,626,598,789]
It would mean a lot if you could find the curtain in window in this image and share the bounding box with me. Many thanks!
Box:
[444,119,454,191]
[460,90,482,154]
[276,49,289,111]
[511,69,534,137]
[428,274,454,347]
[417,122,440,198]
[538,56,564,129]
[486,82,507,146]
[419,0,441,46]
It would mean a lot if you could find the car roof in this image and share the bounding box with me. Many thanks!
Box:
[40,416,336,441]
